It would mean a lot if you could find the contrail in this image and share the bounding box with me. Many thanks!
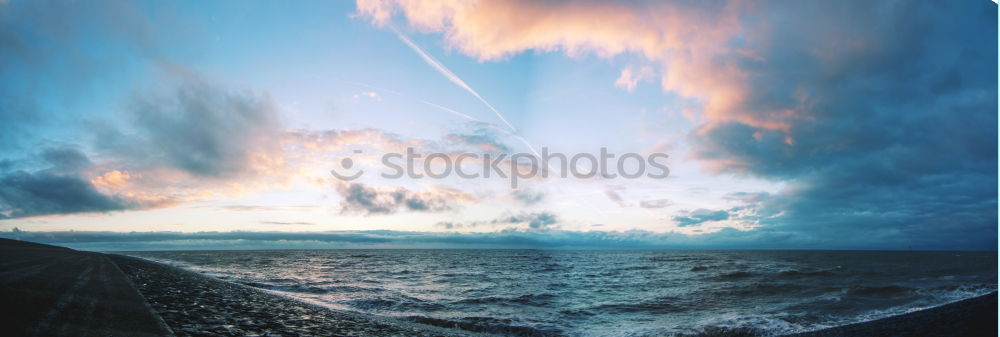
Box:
[388,30,563,179]
[338,79,480,122]
[392,27,517,133]
[416,99,480,122]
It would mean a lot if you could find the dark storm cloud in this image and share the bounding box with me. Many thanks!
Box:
[0,159,13,172]
[0,148,133,219]
[39,148,92,172]
[672,209,730,227]
[336,183,461,215]
[0,66,301,219]
[0,1,275,218]
[95,74,282,178]
[688,1,997,249]
[0,173,132,219]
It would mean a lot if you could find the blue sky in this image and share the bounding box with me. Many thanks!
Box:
[0,0,996,250]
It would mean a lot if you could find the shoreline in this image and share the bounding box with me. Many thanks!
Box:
[109,253,485,336]
[781,291,996,337]
[116,253,997,337]
[1,238,993,337]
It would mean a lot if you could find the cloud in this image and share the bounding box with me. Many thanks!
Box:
[443,120,521,154]
[358,0,999,249]
[684,1,997,248]
[392,27,516,132]
[0,0,169,155]
[510,188,545,206]
[98,72,283,178]
[435,221,462,230]
[39,148,92,172]
[1,2,299,216]
[0,173,133,219]
[217,205,319,212]
[355,0,787,130]
[57,71,301,211]
[672,208,730,227]
[84,110,521,215]
[3,225,947,251]
[0,148,135,218]
[353,91,381,100]
[435,211,559,231]
[446,133,510,153]
[614,66,654,92]
[723,192,769,204]
[603,186,627,207]
[639,199,672,209]
[493,211,558,230]
[336,182,473,215]
[259,221,316,226]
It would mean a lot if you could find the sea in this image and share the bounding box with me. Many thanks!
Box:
[122,249,997,336]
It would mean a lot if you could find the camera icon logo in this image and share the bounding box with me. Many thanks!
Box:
[330,150,364,181]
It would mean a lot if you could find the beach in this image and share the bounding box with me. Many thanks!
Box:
[110,254,483,337]
[0,239,473,337]
[1,239,996,337]
[786,292,997,337]
[108,254,999,337]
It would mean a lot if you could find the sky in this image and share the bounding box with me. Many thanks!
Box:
[0,0,996,250]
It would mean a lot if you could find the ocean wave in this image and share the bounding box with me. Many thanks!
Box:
[123,250,997,337]
[454,293,557,307]
[239,281,330,294]
[342,296,446,311]
[593,297,687,314]
[714,282,813,297]
[538,263,568,272]
[324,285,386,293]
[709,271,755,281]
[776,268,839,278]
[847,285,916,297]
[405,315,562,337]
[670,326,770,337]
[649,255,714,263]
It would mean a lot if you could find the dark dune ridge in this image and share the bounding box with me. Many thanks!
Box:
[0,238,995,337]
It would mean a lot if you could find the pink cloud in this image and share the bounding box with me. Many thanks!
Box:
[354,0,803,132]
